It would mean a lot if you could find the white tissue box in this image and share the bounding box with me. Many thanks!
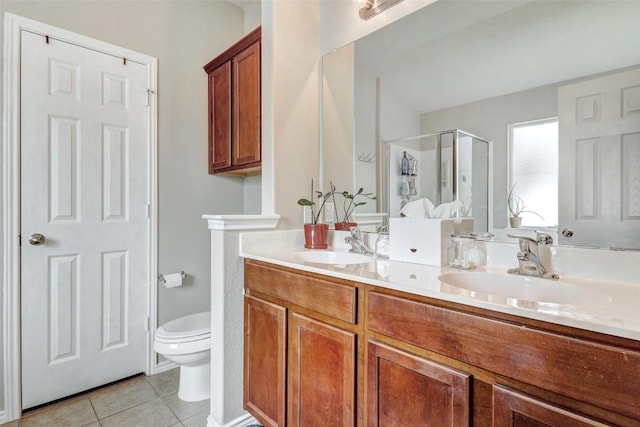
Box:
[389,218,455,266]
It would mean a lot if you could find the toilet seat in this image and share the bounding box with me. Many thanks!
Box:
[153,311,211,402]
[155,333,209,345]
[156,311,210,341]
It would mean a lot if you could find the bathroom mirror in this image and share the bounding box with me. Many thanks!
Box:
[321,0,640,249]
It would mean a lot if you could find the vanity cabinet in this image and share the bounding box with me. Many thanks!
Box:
[367,290,640,426]
[243,260,361,427]
[203,27,261,176]
[244,260,640,426]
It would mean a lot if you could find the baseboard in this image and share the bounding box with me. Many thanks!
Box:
[154,359,178,374]
[0,409,10,425]
[207,412,260,427]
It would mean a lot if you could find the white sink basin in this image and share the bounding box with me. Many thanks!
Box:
[296,251,372,265]
[438,272,607,306]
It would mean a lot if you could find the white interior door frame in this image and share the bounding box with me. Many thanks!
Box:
[2,13,158,422]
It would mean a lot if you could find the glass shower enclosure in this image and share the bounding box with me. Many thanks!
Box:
[384,129,491,232]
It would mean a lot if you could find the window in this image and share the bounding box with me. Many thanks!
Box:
[508,118,558,228]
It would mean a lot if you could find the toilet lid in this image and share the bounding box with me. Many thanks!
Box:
[156,311,210,339]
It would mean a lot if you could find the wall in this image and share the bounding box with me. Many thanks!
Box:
[241,0,263,215]
[0,0,245,415]
[265,0,320,229]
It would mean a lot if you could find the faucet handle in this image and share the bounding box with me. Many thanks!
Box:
[535,231,553,245]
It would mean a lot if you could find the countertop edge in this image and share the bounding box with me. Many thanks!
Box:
[240,250,640,342]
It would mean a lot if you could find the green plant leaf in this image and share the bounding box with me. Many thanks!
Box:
[297,198,314,206]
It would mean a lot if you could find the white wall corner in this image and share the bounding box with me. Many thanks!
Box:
[206,214,278,426]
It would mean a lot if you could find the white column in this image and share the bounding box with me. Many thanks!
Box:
[203,215,279,427]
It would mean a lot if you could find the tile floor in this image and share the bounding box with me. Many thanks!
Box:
[1,368,209,427]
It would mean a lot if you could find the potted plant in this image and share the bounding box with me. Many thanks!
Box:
[297,180,333,249]
[333,185,376,231]
[508,183,542,228]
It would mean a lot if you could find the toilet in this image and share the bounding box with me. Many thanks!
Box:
[154,311,211,402]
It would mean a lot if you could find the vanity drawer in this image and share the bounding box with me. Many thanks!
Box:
[244,260,357,324]
[367,291,640,420]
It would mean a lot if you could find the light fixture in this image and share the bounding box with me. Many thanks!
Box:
[359,0,405,20]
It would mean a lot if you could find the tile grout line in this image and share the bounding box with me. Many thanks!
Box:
[86,396,102,426]
[142,372,187,423]
[95,396,160,422]
[5,372,182,427]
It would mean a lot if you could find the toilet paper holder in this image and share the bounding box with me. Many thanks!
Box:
[157,271,187,284]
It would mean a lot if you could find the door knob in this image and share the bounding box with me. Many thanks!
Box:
[28,233,46,246]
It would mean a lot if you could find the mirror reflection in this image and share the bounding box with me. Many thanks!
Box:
[322,0,640,249]
[385,130,490,233]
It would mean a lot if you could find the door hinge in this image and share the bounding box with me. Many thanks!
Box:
[145,89,154,106]
[146,204,151,219]
[18,234,21,246]
[145,316,150,331]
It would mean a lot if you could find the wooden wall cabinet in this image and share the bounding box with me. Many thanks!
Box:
[204,27,261,176]
[244,260,640,426]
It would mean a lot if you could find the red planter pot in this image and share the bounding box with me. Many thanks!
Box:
[334,222,357,231]
[303,223,329,249]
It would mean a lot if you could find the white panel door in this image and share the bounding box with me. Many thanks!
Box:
[558,67,640,248]
[20,30,149,409]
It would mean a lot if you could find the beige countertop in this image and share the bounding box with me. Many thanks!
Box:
[239,230,640,341]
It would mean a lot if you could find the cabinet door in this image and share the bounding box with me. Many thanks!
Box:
[208,61,232,172]
[493,386,610,427]
[289,313,356,427]
[367,340,471,426]
[244,296,286,427]
[232,40,261,167]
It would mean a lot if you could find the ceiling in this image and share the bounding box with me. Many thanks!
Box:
[355,0,640,113]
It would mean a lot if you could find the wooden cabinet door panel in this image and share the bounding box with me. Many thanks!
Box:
[232,40,261,166]
[493,386,610,427]
[367,291,640,420]
[289,313,356,427]
[244,296,286,427]
[367,340,471,426]
[208,62,231,172]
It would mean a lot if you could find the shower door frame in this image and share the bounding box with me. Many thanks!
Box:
[384,129,493,229]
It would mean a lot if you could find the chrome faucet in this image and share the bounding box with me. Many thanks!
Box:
[507,232,559,280]
[344,226,375,256]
